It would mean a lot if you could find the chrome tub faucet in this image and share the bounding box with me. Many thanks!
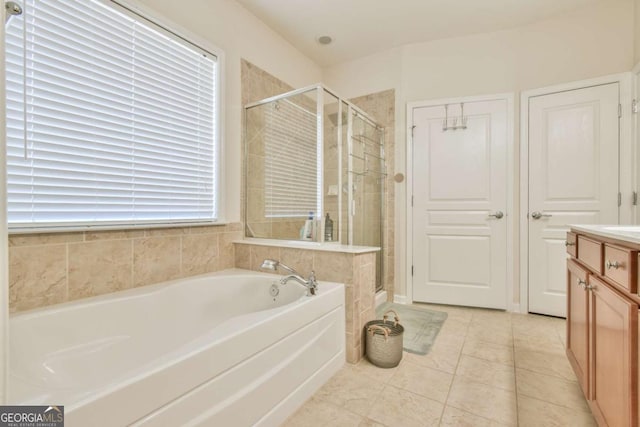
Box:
[260,259,318,296]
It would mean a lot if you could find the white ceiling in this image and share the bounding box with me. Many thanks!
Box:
[236,0,617,66]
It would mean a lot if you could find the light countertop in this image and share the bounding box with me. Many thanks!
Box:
[233,238,381,254]
[570,225,640,245]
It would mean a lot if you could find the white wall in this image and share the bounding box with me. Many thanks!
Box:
[324,0,635,305]
[131,0,323,223]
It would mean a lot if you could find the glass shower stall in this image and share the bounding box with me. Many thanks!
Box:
[244,84,386,291]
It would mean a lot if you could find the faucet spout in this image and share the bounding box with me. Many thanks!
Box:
[261,259,318,296]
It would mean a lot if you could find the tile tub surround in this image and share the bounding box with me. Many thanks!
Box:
[234,241,378,363]
[9,223,242,313]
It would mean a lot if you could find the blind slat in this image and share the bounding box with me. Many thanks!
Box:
[6,0,219,229]
[263,100,319,217]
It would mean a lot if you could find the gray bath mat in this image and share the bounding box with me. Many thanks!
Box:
[375,302,447,355]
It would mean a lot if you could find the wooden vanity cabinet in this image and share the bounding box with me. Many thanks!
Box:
[567,258,590,397]
[567,230,639,427]
[589,275,637,427]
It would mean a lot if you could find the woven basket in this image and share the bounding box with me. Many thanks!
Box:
[364,310,404,368]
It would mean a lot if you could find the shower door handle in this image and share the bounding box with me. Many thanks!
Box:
[488,211,504,219]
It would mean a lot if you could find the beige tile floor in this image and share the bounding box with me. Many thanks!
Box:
[283,303,596,427]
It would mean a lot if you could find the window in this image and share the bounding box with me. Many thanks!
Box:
[5,0,220,230]
[263,99,319,218]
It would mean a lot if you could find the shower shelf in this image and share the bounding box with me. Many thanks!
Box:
[349,152,385,162]
[351,134,382,145]
[349,169,387,177]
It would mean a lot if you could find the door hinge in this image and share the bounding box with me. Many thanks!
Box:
[619,103,622,118]
[411,125,416,138]
[633,99,639,114]
[618,192,622,207]
[411,265,414,276]
[634,191,638,206]
[411,195,414,207]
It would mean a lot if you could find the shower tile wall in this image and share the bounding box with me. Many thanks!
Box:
[8,224,242,312]
[349,90,395,298]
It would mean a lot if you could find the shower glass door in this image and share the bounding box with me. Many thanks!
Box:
[349,110,385,292]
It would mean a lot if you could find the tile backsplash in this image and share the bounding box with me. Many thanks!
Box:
[9,223,242,312]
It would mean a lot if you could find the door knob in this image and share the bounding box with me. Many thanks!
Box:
[488,211,504,219]
[531,211,552,220]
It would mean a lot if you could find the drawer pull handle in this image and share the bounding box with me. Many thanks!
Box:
[585,284,596,291]
[605,260,621,270]
[577,278,587,290]
[565,241,575,247]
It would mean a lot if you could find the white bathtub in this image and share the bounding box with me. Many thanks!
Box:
[9,269,345,426]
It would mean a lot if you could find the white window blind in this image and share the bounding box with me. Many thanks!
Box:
[5,0,219,230]
[263,100,319,218]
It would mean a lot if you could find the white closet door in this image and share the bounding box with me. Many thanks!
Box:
[528,83,619,317]
[412,99,509,309]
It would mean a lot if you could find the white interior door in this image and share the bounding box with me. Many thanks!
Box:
[528,83,620,317]
[412,98,509,309]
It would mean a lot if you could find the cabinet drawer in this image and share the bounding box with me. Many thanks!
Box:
[566,232,577,258]
[604,244,637,293]
[577,235,603,274]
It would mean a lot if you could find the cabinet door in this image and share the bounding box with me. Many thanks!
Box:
[567,259,590,397]
[590,276,638,427]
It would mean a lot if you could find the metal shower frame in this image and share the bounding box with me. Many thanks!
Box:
[244,83,385,246]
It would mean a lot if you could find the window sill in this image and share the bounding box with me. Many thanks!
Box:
[9,221,230,235]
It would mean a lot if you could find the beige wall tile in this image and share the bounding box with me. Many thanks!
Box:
[345,286,359,332]
[181,234,219,276]
[133,237,181,287]
[219,232,240,270]
[188,224,227,234]
[8,222,244,312]
[9,245,67,312]
[84,230,144,241]
[249,245,281,272]
[144,227,188,237]
[279,247,314,276]
[313,252,353,283]
[346,343,362,364]
[68,240,133,300]
[9,232,83,246]
[234,243,251,269]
